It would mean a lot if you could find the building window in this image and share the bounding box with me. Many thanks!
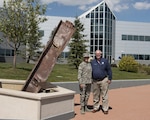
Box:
[133,35,138,41]
[139,55,144,60]
[122,34,150,42]
[122,35,127,40]
[95,39,98,45]
[99,26,103,31]
[91,19,94,25]
[99,33,103,38]
[126,54,150,60]
[0,49,14,56]
[91,33,94,38]
[139,36,144,41]
[91,12,94,18]
[90,46,93,53]
[100,19,103,24]
[145,36,150,41]
[100,12,103,18]
[100,5,103,11]
[91,26,94,32]
[86,14,90,18]
[95,12,98,18]
[99,40,103,45]
[90,39,94,45]
[95,25,98,32]
[128,35,133,40]
[0,49,5,56]
[145,55,150,60]
[95,33,98,38]
[95,7,98,11]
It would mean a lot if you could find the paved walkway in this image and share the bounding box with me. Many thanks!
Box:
[71,85,150,120]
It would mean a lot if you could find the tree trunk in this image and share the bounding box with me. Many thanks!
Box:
[13,50,17,69]
[26,55,30,63]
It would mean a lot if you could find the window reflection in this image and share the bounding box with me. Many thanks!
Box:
[122,34,150,42]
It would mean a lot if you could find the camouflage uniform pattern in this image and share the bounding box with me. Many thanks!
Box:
[78,61,92,107]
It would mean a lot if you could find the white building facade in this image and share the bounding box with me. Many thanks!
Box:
[115,21,150,64]
[0,1,150,64]
[39,1,150,65]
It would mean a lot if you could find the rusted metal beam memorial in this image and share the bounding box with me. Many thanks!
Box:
[0,20,76,120]
[22,20,75,93]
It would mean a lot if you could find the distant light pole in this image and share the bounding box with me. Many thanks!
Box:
[121,50,125,57]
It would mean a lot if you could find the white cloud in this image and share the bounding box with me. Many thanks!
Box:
[104,0,129,12]
[113,4,129,12]
[79,5,87,11]
[78,5,93,11]
[40,0,55,4]
[2,0,148,13]
[40,0,100,12]
[133,1,150,10]
[40,0,98,6]
[40,0,130,12]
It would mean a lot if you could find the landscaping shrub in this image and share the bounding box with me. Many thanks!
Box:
[143,66,150,75]
[118,56,139,73]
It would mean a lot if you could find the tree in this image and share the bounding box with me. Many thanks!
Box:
[25,35,43,63]
[68,17,88,69]
[25,0,47,63]
[0,0,47,68]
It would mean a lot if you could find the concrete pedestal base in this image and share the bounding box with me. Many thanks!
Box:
[0,79,75,120]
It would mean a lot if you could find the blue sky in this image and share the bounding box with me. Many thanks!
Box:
[0,0,149,22]
[39,0,150,23]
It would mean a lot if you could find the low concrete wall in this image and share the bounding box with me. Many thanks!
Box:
[0,79,75,120]
[0,79,24,90]
[52,79,150,94]
[1,79,150,94]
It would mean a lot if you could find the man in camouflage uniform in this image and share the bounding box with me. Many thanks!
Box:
[78,53,92,114]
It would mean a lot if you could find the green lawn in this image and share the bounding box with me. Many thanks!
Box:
[0,63,149,82]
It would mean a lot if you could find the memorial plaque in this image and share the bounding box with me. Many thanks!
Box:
[22,20,75,93]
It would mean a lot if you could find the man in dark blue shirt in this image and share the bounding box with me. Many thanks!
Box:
[91,50,112,114]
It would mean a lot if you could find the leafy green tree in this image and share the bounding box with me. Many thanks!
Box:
[25,37,43,63]
[0,0,47,68]
[68,17,88,69]
[25,0,47,63]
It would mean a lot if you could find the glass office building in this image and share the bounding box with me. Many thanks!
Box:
[79,1,116,62]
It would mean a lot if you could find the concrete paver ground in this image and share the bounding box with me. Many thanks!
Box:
[71,85,150,120]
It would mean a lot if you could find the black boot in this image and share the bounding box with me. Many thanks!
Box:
[85,106,92,112]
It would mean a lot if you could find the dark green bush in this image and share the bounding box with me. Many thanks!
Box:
[111,64,117,67]
[118,56,139,73]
